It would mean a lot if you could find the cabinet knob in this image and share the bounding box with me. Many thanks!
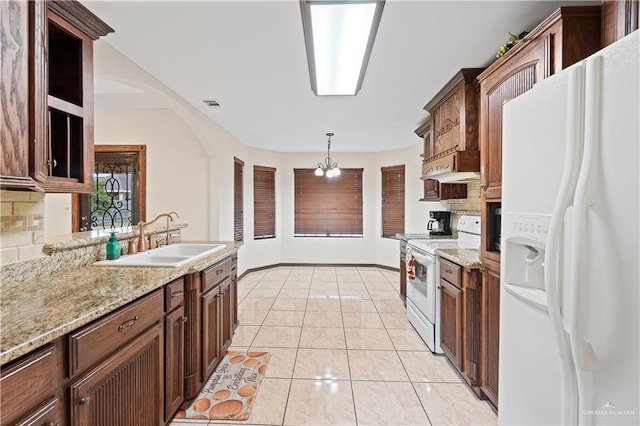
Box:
[182,316,188,323]
[480,183,487,191]
[480,267,486,273]
[80,227,87,232]
[47,159,58,168]
[80,397,91,406]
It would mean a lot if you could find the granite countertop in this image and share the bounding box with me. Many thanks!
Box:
[0,241,240,366]
[436,248,482,269]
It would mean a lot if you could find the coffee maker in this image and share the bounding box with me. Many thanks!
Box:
[427,211,452,236]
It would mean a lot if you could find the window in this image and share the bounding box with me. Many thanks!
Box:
[234,157,244,242]
[381,165,405,237]
[253,165,276,239]
[73,145,146,232]
[294,168,363,237]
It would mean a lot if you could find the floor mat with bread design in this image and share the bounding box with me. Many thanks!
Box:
[174,351,270,421]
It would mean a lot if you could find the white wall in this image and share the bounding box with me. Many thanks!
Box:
[95,109,210,241]
[375,143,446,267]
[55,40,451,275]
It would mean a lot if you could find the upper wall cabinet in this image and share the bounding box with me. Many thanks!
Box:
[415,121,467,201]
[420,68,484,183]
[477,6,601,200]
[0,0,113,193]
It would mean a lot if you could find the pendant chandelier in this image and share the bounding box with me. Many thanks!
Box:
[315,132,341,177]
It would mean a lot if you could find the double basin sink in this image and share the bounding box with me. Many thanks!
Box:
[93,243,226,268]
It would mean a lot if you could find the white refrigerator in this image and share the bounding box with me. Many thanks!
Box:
[499,31,639,425]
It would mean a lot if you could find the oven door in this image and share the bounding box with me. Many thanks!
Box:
[406,248,436,323]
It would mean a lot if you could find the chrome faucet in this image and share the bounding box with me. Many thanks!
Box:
[137,211,179,252]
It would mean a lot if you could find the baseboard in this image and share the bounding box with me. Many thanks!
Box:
[238,263,399,281]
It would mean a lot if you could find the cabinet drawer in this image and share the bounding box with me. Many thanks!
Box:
[202,258,231,293]
[69,289,163,377]
[0,345,57,425]
[165,277,185,312]
[439,258,461,287]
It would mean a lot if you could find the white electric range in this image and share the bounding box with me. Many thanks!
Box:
[406,215,481,353]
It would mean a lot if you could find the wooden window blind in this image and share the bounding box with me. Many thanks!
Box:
[381,165,405,237]
[234,157,244,242]
[253,165,276,239]
[294,168,363,237]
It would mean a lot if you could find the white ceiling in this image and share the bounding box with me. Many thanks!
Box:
[83,0,591,153]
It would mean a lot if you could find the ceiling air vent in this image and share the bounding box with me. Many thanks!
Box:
[202,99,221,108]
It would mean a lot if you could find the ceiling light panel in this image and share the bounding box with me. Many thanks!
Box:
[301,0,385,96]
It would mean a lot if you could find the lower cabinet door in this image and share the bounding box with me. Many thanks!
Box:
[220,278,232,355]
[165,306,186,422]
[481,266,501,407]
[70,323,164,426]
[440,279,462,370]
[201,285,221,382]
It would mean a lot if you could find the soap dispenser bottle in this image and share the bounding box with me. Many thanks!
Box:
[106,232,121,260]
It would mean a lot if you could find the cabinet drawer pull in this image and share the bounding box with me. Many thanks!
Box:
[80,397,91,406]
[445,268,453,274]
[48,422,60,426]
[117,315,139,332]
[216,269,224,275]
[171,290,184,298]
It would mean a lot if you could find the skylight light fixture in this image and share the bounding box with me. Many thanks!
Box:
[300,0,385,96]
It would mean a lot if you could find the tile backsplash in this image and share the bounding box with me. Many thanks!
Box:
[444,179,481,213]
[0,190,46,264]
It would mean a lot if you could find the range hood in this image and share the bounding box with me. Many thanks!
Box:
[420,147,480,183]
[435,171,480,183]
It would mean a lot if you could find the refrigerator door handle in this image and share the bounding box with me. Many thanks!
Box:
[568,55,602,425]
[543,62,586,426]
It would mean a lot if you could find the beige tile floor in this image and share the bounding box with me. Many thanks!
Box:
[170,266,497,426]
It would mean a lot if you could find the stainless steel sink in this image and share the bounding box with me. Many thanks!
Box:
[93,243,226,267]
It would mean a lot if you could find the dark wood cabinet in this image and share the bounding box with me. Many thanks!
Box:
[68,289,164,425]
[164,278,186,423]
[440,278,462,370]
[165,307,185,422]
[11,398,60,426]
[481,265,500,408]
[0,343,64,426]
[1,253,239,424]
[439,258,482,396]
[202,282,222,382]
[420,179,468,201]
[415,121,468,201]
[219,278,233,355]
[0,1,41,190]
[183,257,234,399]
[478,6,601,201]
[70,324,164,426]
[0,0,113,192]
[231,253,239,330]
[476,7,601,409]
[420,69,483,181]
[602,0,639,47]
